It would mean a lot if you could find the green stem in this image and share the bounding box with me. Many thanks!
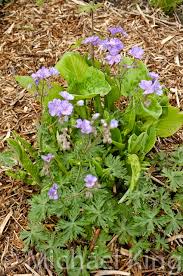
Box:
[75,106,88,119]
[54,155,67,175]
[91,8,94,63]
[118,189,131,204]
[74,165,81,185]
[94,95,103,115]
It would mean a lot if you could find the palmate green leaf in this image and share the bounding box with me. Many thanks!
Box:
[162,167,183,192]
[157,105,183,137]
[104,154,127,179]
[28,193,49,222]
[20,224,50,252]
[56,208,86,243]
[133,207,160,237]
[84,193,118,229]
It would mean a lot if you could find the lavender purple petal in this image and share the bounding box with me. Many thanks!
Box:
[83,36,100,46]
[41,153,54,163]
[60,91,74,100]
[110,119,119,129]
[48,183,59,200]
[108,26,128,37]
[48,99,73,117]
[128,46,144,59]
[84,174,98,188]
[106,54,121,66]
[76,119,93,134]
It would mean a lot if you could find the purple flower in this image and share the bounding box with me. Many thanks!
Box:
[83,36,100,46]
[139,80,163,96]
[106,54,121,66]
[76,119,93,134]
[84,174,98,188]
[48,99,73,117]
[31,66,59,83]
[108,27,128,37]
[41,153,54,163]
[128,46,144,59]
[59,100,73,116]
[48,99,63,117]
[77,100,84,106]
[110,119,119,129]
[98,38,110,50]
[149,72,159,80]
[106,38,124,55]
[76,119,83,128]
[48,183,59,200]
[37,67,51,79]
[92,113,100,120]
[153,80,163,96]
[60,91,74,100]
[139,80,154,95]
[49,67,59,76]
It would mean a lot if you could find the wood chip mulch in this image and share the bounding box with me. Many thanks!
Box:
[0,0,183,275]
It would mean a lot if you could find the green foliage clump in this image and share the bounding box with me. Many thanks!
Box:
[149,0,183,13]
[0,26,183,274]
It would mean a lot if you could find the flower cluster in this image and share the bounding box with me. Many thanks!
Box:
[83,27,145,66]
[31,66,59,84]
[76,119,93,134]
[48,97,73,118]
[139,71,163,96]
[101,37,124,66]
[108,26,128,37]
[83,27,127,66]
[48,183,59,200]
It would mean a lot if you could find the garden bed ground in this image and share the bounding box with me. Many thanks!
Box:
[0,0,183,275]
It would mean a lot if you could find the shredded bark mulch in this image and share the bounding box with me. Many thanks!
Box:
[0,0,183,275]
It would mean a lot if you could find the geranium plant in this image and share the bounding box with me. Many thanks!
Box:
[1,26,183,274]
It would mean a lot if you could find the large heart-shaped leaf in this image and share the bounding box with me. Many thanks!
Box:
[55,52,88,83]
[75,67,111,97]
[157,106,183,137]
[55,52,111,99]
